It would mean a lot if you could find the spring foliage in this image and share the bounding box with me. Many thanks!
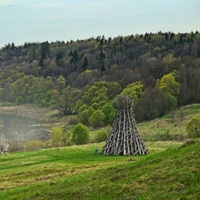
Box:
[186,115,200,138]
[1,32,200,123]
[72,123,89,145]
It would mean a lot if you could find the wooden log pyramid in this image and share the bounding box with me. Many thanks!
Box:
[102,95,149,155]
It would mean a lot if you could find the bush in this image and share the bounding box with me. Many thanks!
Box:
[67,116,79,125]
[186,115,200,138]
[72,123,89,145]
[7,140,24,152]
[101,103,115,125]
[94,130,108,143]
[49,127,64,147]
[15,96,25,105]
[78,107,95,125]
[63,131,73,146]
[89,109,106,128]
[23,140,45,151]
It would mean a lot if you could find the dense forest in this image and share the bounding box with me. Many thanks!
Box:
[0,31,200,124]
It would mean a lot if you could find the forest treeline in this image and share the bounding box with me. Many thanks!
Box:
[0,31,200,124]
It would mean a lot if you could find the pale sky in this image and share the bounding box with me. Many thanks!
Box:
[0,0,199,48]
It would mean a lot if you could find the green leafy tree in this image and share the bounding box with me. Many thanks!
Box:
[186,115,200,138]
[121,81,144,102]
[78,107,95,125]
[136,87,160,121]
[101,103,115,125]
[155,71,180,114]
[10,75,53,105]
[10,75,35,102]
[51,86,83,115]
[63,131,72,146]
[56,75,66,92]
[82,81,121,105]
[162,53,176,67]
[150,34,165,44]
[77,81,121,126]
[156,71,180,97]
[158,90,177,116]
[94,130,108,143]
[89,109,106,128]
[49,127,64,147]
[61,87,83,114]
[92,90,108,104]
[72,123,89,145]
[82,85,107,105]
[76,69,92,88]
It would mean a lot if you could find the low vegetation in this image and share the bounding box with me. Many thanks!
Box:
[186,114,200,138]
[0,140,199,199]
[138,104,200,141]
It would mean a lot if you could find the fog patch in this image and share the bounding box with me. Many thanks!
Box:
[0,112,49,152]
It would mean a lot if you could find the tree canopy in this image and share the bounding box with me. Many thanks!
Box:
[0,31,200,122]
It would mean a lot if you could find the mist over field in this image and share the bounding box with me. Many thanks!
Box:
[0,112,49,148]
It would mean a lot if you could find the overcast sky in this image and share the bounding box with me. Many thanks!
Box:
[0,0,199,48]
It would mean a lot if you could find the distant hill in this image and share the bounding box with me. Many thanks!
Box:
[1,32,200,88]
[0,31,200,121]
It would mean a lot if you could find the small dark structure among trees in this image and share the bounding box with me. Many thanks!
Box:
[102,95,149,155]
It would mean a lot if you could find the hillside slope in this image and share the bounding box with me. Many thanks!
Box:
[0,140,199,200]
[38,140,200,200]
[0,32,200,112]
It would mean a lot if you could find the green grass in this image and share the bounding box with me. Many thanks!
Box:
[0,140,199,200]
[138,104,200,141]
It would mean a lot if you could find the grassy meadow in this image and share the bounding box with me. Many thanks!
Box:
[138,104,200,141]
[0,104,200,199]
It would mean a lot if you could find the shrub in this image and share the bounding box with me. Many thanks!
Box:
[23,140,45,151]
[78,107,95,125]
[89,109,106,128]
[101,103,115,125]
[186,115,200,138]
[15,96,25,105]
[72,123,89,145]
[7,140,24,152]
[63,131,73,146]
[94,130,108,143]
[49,127,64,147]
[67,116,79,125]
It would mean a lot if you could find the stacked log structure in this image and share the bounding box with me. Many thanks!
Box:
[102,95,149,155]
